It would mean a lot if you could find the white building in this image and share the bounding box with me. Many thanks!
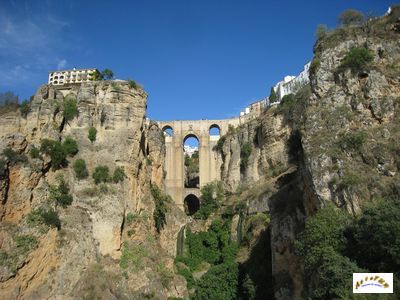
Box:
[272,62,310,102]
[48,68,97,85]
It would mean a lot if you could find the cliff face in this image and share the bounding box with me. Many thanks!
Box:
[0,82,187,299]
[216,9,400,299]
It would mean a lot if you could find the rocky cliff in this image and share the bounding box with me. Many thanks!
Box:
[214,7,400,299]
[0,81,188,299]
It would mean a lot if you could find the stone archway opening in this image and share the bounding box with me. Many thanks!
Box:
[183,134,199,188]
[209,124,221,137]
[184,194,200,215]
[162,125,174,137]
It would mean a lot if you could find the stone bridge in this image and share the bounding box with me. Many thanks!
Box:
[157,116,247,214]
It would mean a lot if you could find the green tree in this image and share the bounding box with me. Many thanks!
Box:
[127,79,137,89]
[338,9,365,27]
[63,96,78,122]
[112,167,125,183]
[73,159,89,179]
[91,70,103,81]
[269,86,277,103]
[193,181,224,220]
[346,199,400,273]
[40,139,67,169]
[88,126,97,143]
[150,184,170,232]
[62,136,78,156]
[27,207,61,230]
[49,175,73,207]
[92,165,109,184]
[101,69,114,80]
[240,142,252,172]
[194,261,238,300]
[295,205,363,299]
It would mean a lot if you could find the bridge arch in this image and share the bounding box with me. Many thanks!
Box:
[183,133,200,146]
[162,125,174,137]
[184,194,200,215]
[209,124,221,136]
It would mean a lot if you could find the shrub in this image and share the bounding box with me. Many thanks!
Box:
[88,127,97,143]
[29,146,40,159]
[49,175,73,207]
[40,139,67,169]
[119,242,148,272]
[213,136,226,152]
[338,9,365,27]
[193,181,224,220]
[0,159,6,177]
[127,79,138,89]
[345,199,400,273]
[240,142,252,172]
[193,261,239,300]
[62,136,78,156]
[15,235,38,253]
[177,267,195,289]
[295,205,362,299]
[337,47,374,74]
[20,99,30,118]
[338,130,367,152]
[73,159,88,179]
[150,184,170,232]
[315,24,328,40]
[2,148,28,165]
[27,207,61,230]
[92,165,109,184]
[63,96,78,122]
[112,167,125,183]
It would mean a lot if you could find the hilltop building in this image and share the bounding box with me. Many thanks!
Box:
[48,68,97,85]
[272,62,310,102]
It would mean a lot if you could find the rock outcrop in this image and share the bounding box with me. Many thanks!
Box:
[0,81,188,299]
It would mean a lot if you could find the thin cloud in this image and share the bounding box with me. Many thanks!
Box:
[57,59,67,70]
[0,3,74,88]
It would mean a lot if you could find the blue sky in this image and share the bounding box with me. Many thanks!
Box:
[0,0,394,121]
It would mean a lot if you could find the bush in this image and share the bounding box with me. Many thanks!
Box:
[127,79,138,89]
[2,148,28,165]
[193,261,238,300]
[88,127,97,143]
[20,99,30,118]
[29,146,40,159]
[337,47,374,74]
[62,136,78,156]
[150,184,170,232]
[27,207,61,230]
[0,159,6,177]
[315,24,328,40]
[240,142,252,172]
[338,130,367,152]
[177,267,195,289]
[338,9,365,27]
[345,199,400,273]
[213,136,226,152]
[112,167,125,183]
[73,159,88,179]
[92,165,109,184]
[40,139,67,169]
[49,175,73,207]
[194,181,224,220]
[63,96,78,122]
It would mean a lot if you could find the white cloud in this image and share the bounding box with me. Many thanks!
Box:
[57,59,67,70]
[0,4,73,88]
